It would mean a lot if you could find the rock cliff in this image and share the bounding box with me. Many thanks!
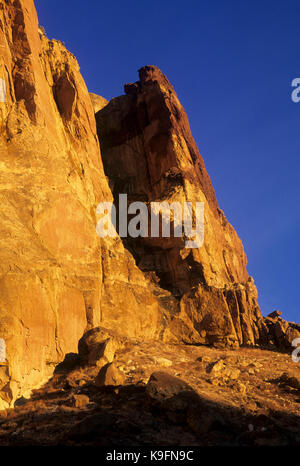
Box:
[0,0,164,408]
[95,66,269,348]
[0,0,288,409]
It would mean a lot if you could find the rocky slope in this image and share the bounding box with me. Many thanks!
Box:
[95,66,268,348]
[0,329,300,446]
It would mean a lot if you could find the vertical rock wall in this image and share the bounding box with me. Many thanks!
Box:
[0,1,163,407]
[96,66,269,348]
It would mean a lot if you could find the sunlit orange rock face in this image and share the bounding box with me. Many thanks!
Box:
[96,65,269,349]
[0,0,164,407]
[0,0,271,408]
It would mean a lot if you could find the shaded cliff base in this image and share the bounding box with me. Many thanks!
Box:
[0,326,300,446]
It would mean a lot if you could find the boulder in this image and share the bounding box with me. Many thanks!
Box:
[78,327,127,367]
[206,359,240,382]
[95,363,126,387]
[146,371,198,411]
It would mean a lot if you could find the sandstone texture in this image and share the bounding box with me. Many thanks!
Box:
[89,93,108,113]
[0,0,297,418]
[95,65,269,348]
[0,0,165,408]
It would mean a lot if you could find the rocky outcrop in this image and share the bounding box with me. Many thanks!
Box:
[0,0,165,408]
[95,65,269,348]
[264,311,300,350]
[89,93,108,113]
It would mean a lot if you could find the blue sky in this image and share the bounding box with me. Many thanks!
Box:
[36,0,300,322]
